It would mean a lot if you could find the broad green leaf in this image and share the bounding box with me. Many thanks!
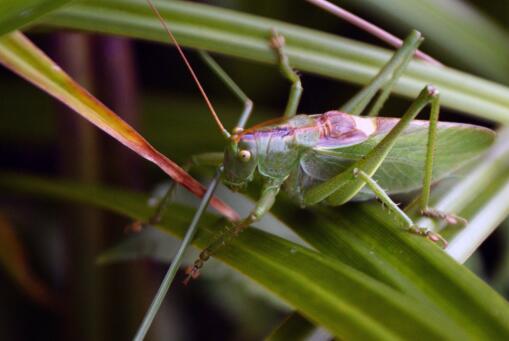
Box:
[1,173,509,339]
[0,31,237,221]
[38,0,509,123]
[268,202,508,339]
[0,0,73,35]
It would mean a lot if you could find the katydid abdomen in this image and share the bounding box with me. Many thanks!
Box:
[225,110,495,206]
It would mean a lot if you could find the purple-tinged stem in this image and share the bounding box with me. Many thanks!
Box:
[306,0,442,66]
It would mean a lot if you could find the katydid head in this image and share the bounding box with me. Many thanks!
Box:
[222,135,258,191]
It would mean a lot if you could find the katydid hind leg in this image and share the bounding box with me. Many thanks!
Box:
[353,169,447,247]
[270,29,303,118]
[416,93,467,226]
[340,30,422,116]
[304,85,439,207]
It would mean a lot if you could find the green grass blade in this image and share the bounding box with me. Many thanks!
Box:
[3,172,505,339]
[0,0,73,34]
[38,0,509,123]
[340,0,509,82]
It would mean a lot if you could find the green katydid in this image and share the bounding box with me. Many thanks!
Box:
[133,0,495,339]
[180,30,494,281]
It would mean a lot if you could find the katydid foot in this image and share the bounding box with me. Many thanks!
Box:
[408,225,448,248]
[420,207,468,226]
[182,220,250,285]
[270,29,285,51]
[125,214,164,234]
[350,168,449,248]
[183,260,205,285]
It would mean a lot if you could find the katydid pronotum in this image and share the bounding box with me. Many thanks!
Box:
[133,0,495,339]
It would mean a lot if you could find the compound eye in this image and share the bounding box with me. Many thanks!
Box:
[238,150,251,162]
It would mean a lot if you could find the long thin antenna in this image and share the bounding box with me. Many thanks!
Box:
[306,0,442,66]
[146,0,230,138]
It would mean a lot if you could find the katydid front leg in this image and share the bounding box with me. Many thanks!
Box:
[184,179,283,283]
[270,29,303,118]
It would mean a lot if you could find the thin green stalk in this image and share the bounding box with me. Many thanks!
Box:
[134,167,223,341]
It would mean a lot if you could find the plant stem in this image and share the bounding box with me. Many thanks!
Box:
[134,167,223,341]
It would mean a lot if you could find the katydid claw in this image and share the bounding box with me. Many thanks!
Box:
[426,84,439,97]
[183,266,201,285]
[270,29,285,49]
[410,225,448,248]
[425,231,448,248]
